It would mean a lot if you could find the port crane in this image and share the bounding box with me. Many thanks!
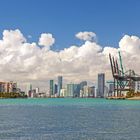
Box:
[109,51,140,97]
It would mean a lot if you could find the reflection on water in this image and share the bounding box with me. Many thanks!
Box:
[0,98,139,140]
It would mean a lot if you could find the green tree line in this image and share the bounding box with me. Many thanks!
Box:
[126,90,140,98]
[0,92,27,98]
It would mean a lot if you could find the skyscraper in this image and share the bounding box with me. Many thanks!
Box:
[26,83,32,97]
[50,80,54,96]
[97,73,105,98]
[80,81,87,90]
[109,83,114,96]
[35,87,39,94]
[67,83,74,97]
[58,76,63,96]
[90,86,95,97]
[54,84,58,95]
[83,86,90,97]
[74,84,80,97]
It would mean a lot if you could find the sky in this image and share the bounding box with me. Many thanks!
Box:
[0,0,140,48]
[0,0,140,91]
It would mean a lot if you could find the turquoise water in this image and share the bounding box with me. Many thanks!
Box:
[0,98,140,140]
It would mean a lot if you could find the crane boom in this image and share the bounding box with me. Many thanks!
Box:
[118,51,124,76]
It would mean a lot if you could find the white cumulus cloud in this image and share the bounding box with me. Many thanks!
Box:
[38,33,55,49]
[75,31,96,41]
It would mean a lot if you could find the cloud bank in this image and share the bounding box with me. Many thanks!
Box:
[0,29,139,90]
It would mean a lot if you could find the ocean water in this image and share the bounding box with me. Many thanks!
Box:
[0,98,139,140]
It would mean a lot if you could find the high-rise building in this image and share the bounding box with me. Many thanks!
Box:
[82,86,95,97]
[60,88,67,97]
[95,87,98,98]
[83,86,90,97]
[135,81,140,93]
[31,89,36,98]
[50,80,54,96]
[27,83,32,97]
[74,84,80,97]
[0,81,17,93]
[0,83,4,92]
[80,81,87,90]
[80,90,84,97]
[54,84,58,95]
[97,73,105,98]
[90,86,95,97]
[109,83,114,96]
[67,83,74,97]
[8,82,17,93]
[57,76,63,96]
[35,87,39,94]
[104,86,109,98]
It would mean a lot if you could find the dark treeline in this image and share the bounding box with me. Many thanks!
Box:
[126,91,140,98]
[0,92,27,98]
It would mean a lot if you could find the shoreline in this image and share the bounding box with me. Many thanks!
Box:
[127,96,140,100]
[0,97,139,100]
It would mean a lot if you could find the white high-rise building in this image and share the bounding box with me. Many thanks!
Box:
[60,88,67,97]
[67,83,74,97]
[26,83,32,97]
[35,87,39,94]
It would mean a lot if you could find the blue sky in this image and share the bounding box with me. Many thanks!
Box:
[0,0,140,49]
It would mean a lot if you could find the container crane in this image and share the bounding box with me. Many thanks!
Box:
[118,51,124,76]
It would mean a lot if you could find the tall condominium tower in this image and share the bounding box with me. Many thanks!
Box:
[54,84,58,95]
[26,83,32,97]
[67,83,74,97]
[97,73,105,98]
[57,76,63,96]
[50,80,54,96]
